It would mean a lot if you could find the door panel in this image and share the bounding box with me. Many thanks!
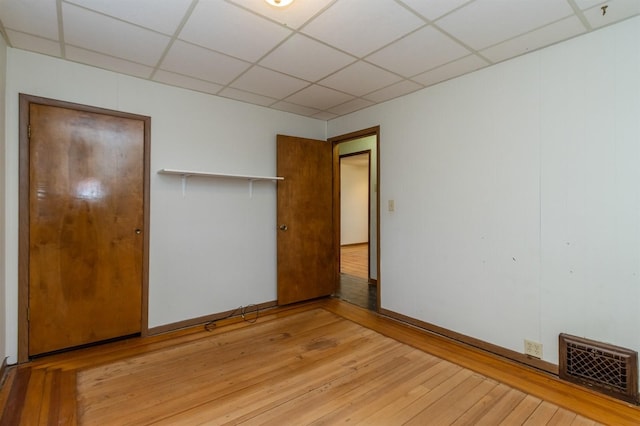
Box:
[28,103,145,356]
[277,135,335,305]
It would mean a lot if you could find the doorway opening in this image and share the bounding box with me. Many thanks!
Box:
[330,127,380,312]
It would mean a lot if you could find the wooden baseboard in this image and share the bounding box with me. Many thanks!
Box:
[379,308,558,376]
[148,300,278,335]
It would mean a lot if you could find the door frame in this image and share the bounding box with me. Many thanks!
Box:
[17,94,151,363]
[329,126,380,311]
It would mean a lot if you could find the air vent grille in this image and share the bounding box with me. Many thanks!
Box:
[559,333,638,404]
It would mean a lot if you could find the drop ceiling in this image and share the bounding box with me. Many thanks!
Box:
[0,0,638,120]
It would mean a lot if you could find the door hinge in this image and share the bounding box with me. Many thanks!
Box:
[28,124,31,139]
[27,307,30,321]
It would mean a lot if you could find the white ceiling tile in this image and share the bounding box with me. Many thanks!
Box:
[301,0,425,57]
[228,0,334,29]
[154,70,224,96]
[319,61,402,96]
[270,101,321,117]
[62,3,170,66]
[218,87,277,107]
[481,16,586,63]
[328,98,375,116]
[412,54,488,87]
[437,0,574,50]
[231,66,309,99]
[284,85,354,110]
[6,30,61,57]
[575,0,607,9]
[0,0,59,39]
[179,0,291,62]
[259,34,356,82]
[400,0,471,21]
[64,0,193,35]
[583,0,640,28]
[160,40,251,85]
[312,111,339,120]
[366,26,471,77]
[66,45,154,78]
[364,80,424,103]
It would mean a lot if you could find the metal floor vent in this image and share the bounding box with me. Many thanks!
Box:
[559,333,638,404]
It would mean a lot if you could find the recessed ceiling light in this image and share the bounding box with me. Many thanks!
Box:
[265,0,294,7]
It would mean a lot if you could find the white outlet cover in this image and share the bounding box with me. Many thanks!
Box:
[524,339,543,358]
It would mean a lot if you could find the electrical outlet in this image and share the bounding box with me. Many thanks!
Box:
[524,339,543,359]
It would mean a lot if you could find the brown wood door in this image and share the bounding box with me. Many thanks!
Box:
[26,101,146,356]
[277,135,335,305]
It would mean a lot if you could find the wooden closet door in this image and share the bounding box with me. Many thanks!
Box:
[28,102,145,356]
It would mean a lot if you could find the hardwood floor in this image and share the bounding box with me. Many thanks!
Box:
[1,299,639,425]
[340,243,368,279]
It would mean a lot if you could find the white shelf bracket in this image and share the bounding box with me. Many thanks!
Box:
[249,179,256,198]
[181,175,188,197]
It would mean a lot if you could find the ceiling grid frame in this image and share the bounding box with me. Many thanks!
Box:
[0,0,637,119]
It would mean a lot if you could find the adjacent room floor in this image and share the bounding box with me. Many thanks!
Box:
[337,243,376,311]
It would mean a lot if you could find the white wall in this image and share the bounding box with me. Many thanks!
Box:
[0,35,7,366]
[340,159,369,245]
[3,49,326,363]
[328,16,640,367]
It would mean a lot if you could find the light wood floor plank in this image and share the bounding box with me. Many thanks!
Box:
[225,347,418,425]
[362,367,475,425]
[470,387,528,425]
[225,345,420,425]
[499,394,543,425]
[157,330,408,425]
[404,374,496,425]
[571,416,598,426]
[79,312,369,424]
[354,360,461,425]
[450,382,512,425]
[289,349,434,425]
[295,356,444,425]
[523,400,560,425]
[78,309,343,400]
[547,407,578,425]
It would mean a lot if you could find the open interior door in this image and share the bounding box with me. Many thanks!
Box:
[277,135,335,305]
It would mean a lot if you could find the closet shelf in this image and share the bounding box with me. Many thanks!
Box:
[158,168,283,181]
[158,168,283,197]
